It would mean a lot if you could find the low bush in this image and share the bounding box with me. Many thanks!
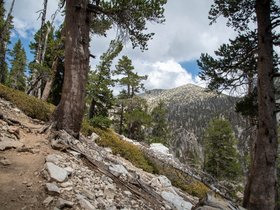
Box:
[0,84,55,121]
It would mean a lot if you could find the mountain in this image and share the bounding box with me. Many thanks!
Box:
[141,84,249,164]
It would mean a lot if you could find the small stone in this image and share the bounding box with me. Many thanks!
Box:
[0,157,11,165]
[90,132,100,141]
[68,150,81,158]
[81,189,95,200]
[60,181,73,188]
[108,164,129,177]
[78,196,96,210]
[26,182,32,187]
[43,196,54,206]
[46,154,63,164]
[123,191,132,197]
[46,162,68,182]
[65,166,74,176]
[46,183,60,195]
[56,198,74,208]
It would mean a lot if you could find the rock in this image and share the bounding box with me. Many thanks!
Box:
[81,189,95,200]
[90,132,100,141]
[46,154,63,164]
[56,198,74,208]
[7,126,20,139]
[68,150,81,158]
[0,157,11,165]
[46,162,68,182]
[43,196,54,206]
[123,191,132,197]
[0,138,23,150]
[109,164,129,177]
[60,181,73,188]
[17,145,34,153]
[192,192,246,210]
[65,166,74,176]
[161,191,192,210]
[77,195,96,210]
[150,175,172,189]
[51,139,68,151]
[46,183,60,195]
[150,143,172,157]
[104,187,115,199]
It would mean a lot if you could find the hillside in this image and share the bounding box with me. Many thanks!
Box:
[141,84,249,164]
[0,87,246,210]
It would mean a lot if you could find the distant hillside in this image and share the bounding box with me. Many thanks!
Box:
[141,84,249,164]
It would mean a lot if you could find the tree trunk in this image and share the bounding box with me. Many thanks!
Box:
[41,57,58,101]
[246,0,278,209]
[53,0,90,137]
[89,98,96,119]
[28,0,48,97]
[119,102,124,134]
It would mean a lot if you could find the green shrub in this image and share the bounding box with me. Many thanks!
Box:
[81,123,155,173]
[0,84,55,121]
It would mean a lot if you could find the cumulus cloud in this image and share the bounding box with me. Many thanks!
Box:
[8,0,237,91]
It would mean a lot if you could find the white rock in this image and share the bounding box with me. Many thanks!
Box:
[109,164,128,177]
[60,181,73,188]
[150,175,172,189]
[45,183,60,194]
[65,166,74,175]
[46,162,68,182]
[161,191,192,210]
[46,154,63,164]
[43,196,54,206]
[78,196,96,210]
[150,143,171,156]
[90,132,100,141]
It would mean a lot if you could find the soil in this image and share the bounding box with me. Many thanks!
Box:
[0,99,53,210]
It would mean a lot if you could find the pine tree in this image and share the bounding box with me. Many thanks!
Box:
[149,100,169,145]
[123,96,151,141]
[7,39,27,91]
[203,118,241,182]
[0,0,14,84]
[114,55,147,98]
[87,40,123,128]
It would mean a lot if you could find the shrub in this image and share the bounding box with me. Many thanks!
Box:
[81,123,155,173]
[0,84,55,121]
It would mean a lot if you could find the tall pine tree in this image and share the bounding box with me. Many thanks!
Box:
[203,118,241,182]
[8,39,27,91]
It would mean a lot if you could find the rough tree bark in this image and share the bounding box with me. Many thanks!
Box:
[53,0,90,137]
[246,0,278,209]
[27,0,48,97]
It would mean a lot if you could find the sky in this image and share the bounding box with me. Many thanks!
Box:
[5,0,238,91]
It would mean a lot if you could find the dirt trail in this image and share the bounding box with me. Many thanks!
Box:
[0,99,52,210]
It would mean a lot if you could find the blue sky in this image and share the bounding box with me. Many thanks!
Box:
[7,0,238,90]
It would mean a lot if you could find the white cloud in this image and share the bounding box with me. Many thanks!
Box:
[9,0,239,92]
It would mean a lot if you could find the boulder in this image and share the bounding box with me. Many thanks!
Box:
[150,143,172,157]
[161,191,193,210]
[46,162,68,182]
[90,132,100,141]
[150,175,172,189]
